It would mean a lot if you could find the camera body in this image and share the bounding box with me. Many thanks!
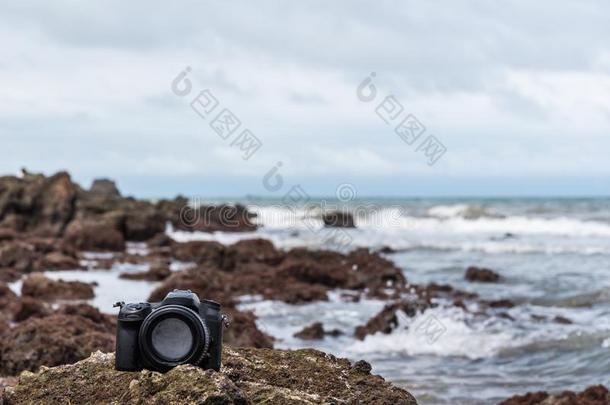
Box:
[115,290,224,372]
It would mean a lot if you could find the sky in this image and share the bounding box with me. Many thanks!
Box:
[0,1,609,198]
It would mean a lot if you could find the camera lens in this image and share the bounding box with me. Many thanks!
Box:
[151,318,194,360]
[138,305,210,371]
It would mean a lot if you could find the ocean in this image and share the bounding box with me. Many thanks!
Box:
[13,197,610,404]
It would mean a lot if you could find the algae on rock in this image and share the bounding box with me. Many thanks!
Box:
[2,348,418,404]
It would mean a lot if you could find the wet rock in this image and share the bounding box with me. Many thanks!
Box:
[156,241,405,305]
[480,299,515,309]
[499,384,609,405]
[553,315,573,325]
[21,273,95,301]
[465,266,501,283]
[322,211,356,228]
[355,298,433,340]
[89,179,121,198]
[64,217,126,251]
[119,264,171,281]
[223,308,274,349]
[294,322,325,340]
[0,313,115,375]
[294,322,343,340]
[2,349,417,404]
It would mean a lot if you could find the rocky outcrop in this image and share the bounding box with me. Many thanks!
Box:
[0,171,258,249]
[294,322,343,340]
[64,216,126,251]
[89,179,121,198]
[0,171,77,237]
[155,239,406,305]
[322,211,356,228]
[2,349,418,404]
[21,273,95,301]
[465,266,501,283]
[158,198,257,233]
[499,384,609,405]
[0,311,115,375]
[119,263,171,281]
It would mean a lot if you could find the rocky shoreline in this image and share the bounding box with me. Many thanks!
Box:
[0,171,607,404]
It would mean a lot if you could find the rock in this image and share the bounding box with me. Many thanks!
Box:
[355,298,433,340]
[499,384,609,405]
[223,308,274,349]
[0,282,19,324]
[322,211,356,228]
[0,241,40,275]
[119,264,171,281]
[39,251,81,270]
[2,349,418,404]
[0,313,115,375]
[89,179,121,198]
[465,266,501,283]
[0,171,78,236]
[21,273,95,301]
[0,268,21,283]
[294,322,325,340]
[64,217,126,251]
[146,232,173,248]
[0,377,17,400]
[158,198,258,233]
[12,296,50,322]
[156,241,406,305]
[294,322,343,340]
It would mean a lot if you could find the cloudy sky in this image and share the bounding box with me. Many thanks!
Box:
[1,1,609,197]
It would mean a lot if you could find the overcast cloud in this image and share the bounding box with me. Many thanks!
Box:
[1,1,609,197]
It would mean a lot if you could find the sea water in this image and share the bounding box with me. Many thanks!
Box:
[22,198,610,404]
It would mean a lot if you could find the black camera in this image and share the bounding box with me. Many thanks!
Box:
[114,290,227,372]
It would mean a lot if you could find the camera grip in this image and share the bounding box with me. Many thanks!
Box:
[115,320,141,371]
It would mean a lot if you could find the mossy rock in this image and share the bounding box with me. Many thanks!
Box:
[2,348,418,404]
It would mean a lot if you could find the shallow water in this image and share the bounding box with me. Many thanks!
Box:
[20,198,610,404]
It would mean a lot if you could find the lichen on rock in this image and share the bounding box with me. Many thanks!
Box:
[2,348,418,404]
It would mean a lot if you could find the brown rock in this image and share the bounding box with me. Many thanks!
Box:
[64,217,125,251]
[465,266,501,282]
[0,171,78,236]
[39,251,81,270]
[293,322,343,340]
[2,348,417,404]
[0,282,19,324]
[89,179,121,198]
[294,322,325,340]
[21,273,95,301]
[119,264,171,281]
[12,296,50,322]
[223,308,274,349]
[499,384,610,405]
[355,298,433,340]
[0,313,115,375]
[0,241,40,274]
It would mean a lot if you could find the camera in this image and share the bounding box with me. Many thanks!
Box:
[114,290,227,372]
